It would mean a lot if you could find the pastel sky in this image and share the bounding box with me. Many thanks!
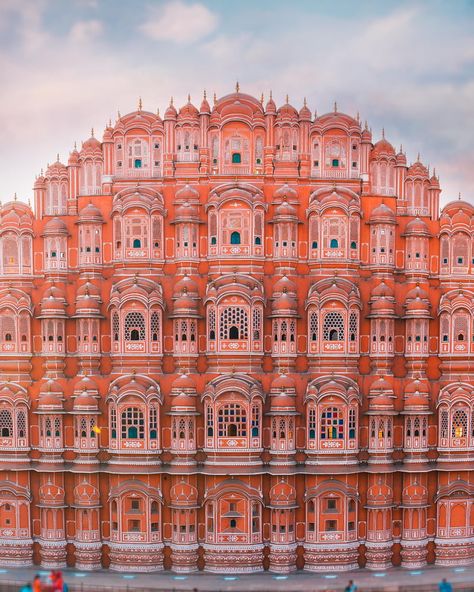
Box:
[1,0,473,205]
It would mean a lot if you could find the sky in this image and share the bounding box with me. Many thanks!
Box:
[0,0,473,206]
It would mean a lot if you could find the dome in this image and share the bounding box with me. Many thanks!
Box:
[213,90,264,121]
[405,285,431,315]
[277,100,298,120]
[164,99,178,119]
[396,149,407,165]
[404,217,430,236]
[265,94,276,114]
[200,92,210,114]
[270,373,296,392]
[314,109,360,130]
[298,100,312,120]
[78,202,104,223]
[451,207,472,226]
[175,184,199,201]
[371,137,395,157]
[274,199,298,218]
[45,160,67,177]
[173,292,199,316]
[73,392,99,412]
[174,201,199,221]
[174,275,199,297]
[271,392,297,411]
[77,281,101,299]
[274,183,298,200]
[170,374,197,411]
[407,159,429,178]
[367,481,393,505]
[404,378,430,411]
[74,375,99,395]
[82,135,101,154]
[39,285,67,317]
[406,285,429,302]
[369,202,396,224]
[272,291,297,313]
[68,148,80,166]
[43,217,68,235]
[178,97,199,119]
[171,373,196,392]
[273,275,297,295]
[371,281,394,299]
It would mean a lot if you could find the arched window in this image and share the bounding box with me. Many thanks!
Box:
[121,407,145,440]
[218,404,246,437]
[230,231,241,245]
[124,312,145,341]
[232,153,241,164]
[323,312,344,341]
[0,409,12,437]
[330,238,339,248]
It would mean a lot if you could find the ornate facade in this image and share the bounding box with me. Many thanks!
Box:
[0,88,473,572]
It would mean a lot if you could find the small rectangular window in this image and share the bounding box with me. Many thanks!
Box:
[458,257,464,264]
[332,159,339,167]
[326,520,337,531]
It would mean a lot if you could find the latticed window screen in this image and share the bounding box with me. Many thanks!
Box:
[121,407,145,439]
[452,409,468,438]
[252,308,261,340]
[322,312,344,341]
[150,311,160,341]
[206,405,214,436]
[349,311,358,341]
[349,408,356,438]
[152,217,162,248]
[0,409,13,437]
[0,315,15,342]
[219,307,248,340]
[217,404,247,437]
[454,313,469,340]
[208,308,216,339]
[251,405,260,436]
[441,409,449,439]
[321,407,344,440]
[309,311,318,341]
[112,312,120,341]
[54,417,61,437]
[124,312,145,340]
[308,407,317,439]
[110,408,117,439]
[80,417,88,437]
[149,405,158,438]
[414,417,420,436]
[17,410,26,438]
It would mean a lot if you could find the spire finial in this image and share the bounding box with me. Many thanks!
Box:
[334,101,338,112]
[41,168,44,176]
[304,97,307,106]
[14,192,17,201]
[108,118,112,127]
[156,107,160,117]
[170,96,174,106]
[235,81,240,92]
[364,120,368,131]
[187,93,191,103]
[286,94,289,104]
[382,128,385,139]
[459,191,462,200]
[138,96,142,111]
[269,90,273,99]
[56,153,60,162]
[260,92,264,104]
[117,109,121,119]
[399,144,403,153]
[356,111,360,122]
[203,89,207,99]
[91,128,94,138]
[213,92,217,105]
[417,152,420,162]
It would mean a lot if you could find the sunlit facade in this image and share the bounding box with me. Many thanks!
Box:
[0,89,473,572]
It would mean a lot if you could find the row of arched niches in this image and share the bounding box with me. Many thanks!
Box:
[1,90,474,574]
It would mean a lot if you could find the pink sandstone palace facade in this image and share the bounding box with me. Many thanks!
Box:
[0,88,473,573]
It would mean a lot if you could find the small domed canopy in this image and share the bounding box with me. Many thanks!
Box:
[298,100,312,121]
[371,281,394,299]
[0,202,34,230]
[313,109,361,132]
[173,275,199,298]
[175,184,199,201]
[173,201,200,222]
[170,374,197,413]
[403,378,430,413]
[367,377,396,413]
[404,285,431,317]
[273,275,297,296]
[68,147,80,166]
[273,199,298,219]
[78,202,104,224]
[73,391,99,412]
[81,135,102,156]
[38,285,67,318]
[369,202,396,224]
[403,217,430,236]
[45,160,67,177]
[265,93,276,114]
[270,373,296,394]
[178,98,199,120]
[73,482,100,507]
[407,159,429,178]
[401,482,428,506]
[366,480,394,507]
[270,290,298,316]
[164,99,178,119]
[42,217,68,236]
[268,481,297,508]
[74,375,99,396]
[171,291,200,318]
[276,99,298,120]
[371,137,395,158]
[274,183,298,200]
[169,482,199,508]
[37,379,64,412]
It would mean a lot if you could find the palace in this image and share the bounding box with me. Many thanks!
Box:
[0,88,473,573]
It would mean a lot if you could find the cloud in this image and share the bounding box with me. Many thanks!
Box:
[70,19,103,43]
[140,1,218,44]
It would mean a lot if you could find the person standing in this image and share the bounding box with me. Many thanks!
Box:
[438,578,453,592]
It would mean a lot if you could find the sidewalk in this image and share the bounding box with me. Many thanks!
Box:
[0,564,473,591]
